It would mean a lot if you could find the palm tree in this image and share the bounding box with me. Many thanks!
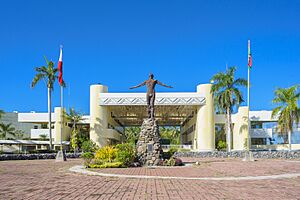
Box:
[0,110,4,120]
[271,85,300,151]
[65,108,83,152]
[14,130,24,140]
[39,134,48,141]
[0,123,16,139]
[210,66,248,152]
[31,57,62,149]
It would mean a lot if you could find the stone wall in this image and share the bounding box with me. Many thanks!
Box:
[136,119,162,166]
[0,153,81,161]
[174,151,300,159]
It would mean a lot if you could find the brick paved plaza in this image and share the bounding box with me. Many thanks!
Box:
[0,158,300,200]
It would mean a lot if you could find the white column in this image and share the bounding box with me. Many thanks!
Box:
[195,84,215,151]
[90,84,109,148]
[233,106,249,150]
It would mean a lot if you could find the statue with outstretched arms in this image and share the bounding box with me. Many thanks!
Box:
[129,73,172,120]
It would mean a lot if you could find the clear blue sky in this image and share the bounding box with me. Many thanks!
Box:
[0,0,299,114]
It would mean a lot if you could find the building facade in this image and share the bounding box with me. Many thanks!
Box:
[2,83,300,152]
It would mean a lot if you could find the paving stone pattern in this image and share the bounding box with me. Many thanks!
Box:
[0,159,300,199]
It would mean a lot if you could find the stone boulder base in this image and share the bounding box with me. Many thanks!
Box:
[136,118,162,166]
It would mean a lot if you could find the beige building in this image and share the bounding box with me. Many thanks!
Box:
[2,83,298,153]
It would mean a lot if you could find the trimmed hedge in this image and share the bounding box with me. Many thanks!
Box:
[0,153,81,161]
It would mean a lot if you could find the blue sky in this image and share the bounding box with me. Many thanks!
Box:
[0,0,299,114]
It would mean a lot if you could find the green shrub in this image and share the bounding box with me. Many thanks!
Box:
[177,148,191,152]
[89,161,123,168]
[217,140,226,150]
[81,140,98,153]
[115,143,135,166]
[81,152,94,167]
[95,146,117,162]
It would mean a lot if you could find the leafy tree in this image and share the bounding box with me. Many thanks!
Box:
[65,107,83,152]
[31,57,64,149]
[81,140,98,152]
[271,85,300,150]
[14,130,24,139]
[0,110,4,120]
[39,134,48,141]
[124,126,141,144]
[0,123,16,139]
[210,66,247,151]
[160,126,180,145]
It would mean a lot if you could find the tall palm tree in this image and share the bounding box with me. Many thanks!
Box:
[0,110,4,119]
[210,66,248,152]
[271,85,300,151]
[14,130,24,140]
[65,108,83,151]
[0,123,16,139]
[31,57,60,150]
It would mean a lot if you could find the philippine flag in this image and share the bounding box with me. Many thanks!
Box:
[58,46,63,85]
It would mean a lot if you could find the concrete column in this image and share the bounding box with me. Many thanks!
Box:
[54,107,70,146]
[195,84,215,151]
[90,84,109,147]
[233,106,249,150]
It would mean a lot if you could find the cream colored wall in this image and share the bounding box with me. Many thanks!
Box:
[232,106,249,150]
[195,84,215,151]
[89,85,123,147]
[54,107,71,145]
[90,85,109,147]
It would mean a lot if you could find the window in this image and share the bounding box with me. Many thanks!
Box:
[251,138,266,145]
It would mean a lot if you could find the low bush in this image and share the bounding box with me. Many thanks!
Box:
[115,143,135,166]
[217,140,226,151]
[81,152,94,167]
[163,146,179,159]
[81,140,98,153]
[95,146,117,162]
[162,156,183,166]
[82,143,136,168]
[89,161,123,168]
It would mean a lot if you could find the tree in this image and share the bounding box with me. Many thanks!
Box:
[14,130,24,139]
[210,66,248,152]
[65,107,83,152]
[124,126,141,144]
[39,134,48,141]
[31,57,63,149]
[0,110,4,120]
[0,123,16,139]
[160,126,180,145]
[271,85,300,151]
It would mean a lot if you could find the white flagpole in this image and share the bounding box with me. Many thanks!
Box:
[60,84,63,150]
[247,40,251,151]
[60,45,63,151]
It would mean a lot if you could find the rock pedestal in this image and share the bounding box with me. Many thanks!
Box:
[136,119,162,166]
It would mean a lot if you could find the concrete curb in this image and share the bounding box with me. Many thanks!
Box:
[69,165,300,181]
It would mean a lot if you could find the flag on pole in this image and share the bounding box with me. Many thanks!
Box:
[248,40,252,68]
[58,46,63,85]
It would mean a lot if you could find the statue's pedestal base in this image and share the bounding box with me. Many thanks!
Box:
[55,150,67,162]
[136,119,162,166]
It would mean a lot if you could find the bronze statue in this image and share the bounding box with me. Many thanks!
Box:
[130,73,172,120]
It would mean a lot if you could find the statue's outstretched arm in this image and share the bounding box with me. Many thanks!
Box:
[129,81,146,89]
[157,80,173,88]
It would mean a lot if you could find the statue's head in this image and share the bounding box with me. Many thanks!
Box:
[149,73,154,79]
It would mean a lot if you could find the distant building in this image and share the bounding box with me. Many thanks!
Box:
[1,83,300,153]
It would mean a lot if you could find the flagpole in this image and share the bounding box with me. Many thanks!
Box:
[247,40,251,151]
[247,63,251,151]
[60,84,63,151]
